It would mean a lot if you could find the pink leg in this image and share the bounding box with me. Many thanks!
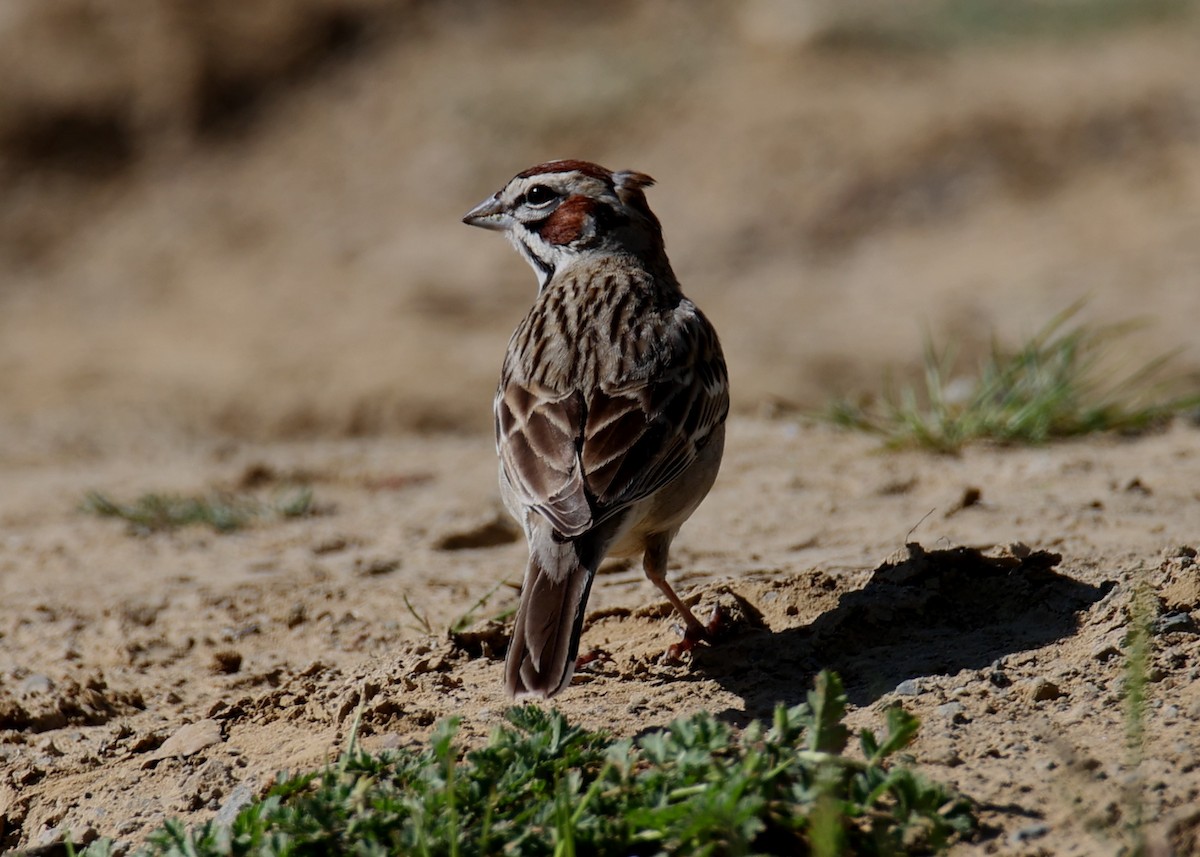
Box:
[643,536,724,659]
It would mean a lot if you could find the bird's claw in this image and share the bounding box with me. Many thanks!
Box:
[663,604,726,662]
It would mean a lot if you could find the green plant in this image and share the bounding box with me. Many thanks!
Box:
[76,671,974,856]
[827,305,1200,452]
[402,593,435,635]
[449,579,515,635]
[82,487,314,533]
[813,0,1197,52]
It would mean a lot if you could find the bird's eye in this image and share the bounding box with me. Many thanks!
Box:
[524,185,558,207]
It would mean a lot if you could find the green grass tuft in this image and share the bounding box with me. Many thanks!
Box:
[449,578,516,635]
[75,671,973,856]
[82,486,314,533]
[827,305,1200,453]
[814,0,1198,52]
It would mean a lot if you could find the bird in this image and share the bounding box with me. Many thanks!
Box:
[463,159,729,699]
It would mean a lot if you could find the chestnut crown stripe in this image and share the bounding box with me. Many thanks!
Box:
[516,159,623,185]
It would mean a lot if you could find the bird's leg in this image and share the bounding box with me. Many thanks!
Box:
[643,536,723,660]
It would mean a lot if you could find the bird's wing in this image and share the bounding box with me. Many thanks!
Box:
[495,380,593,538]
[581,306,728,516]
[495,301,728,538]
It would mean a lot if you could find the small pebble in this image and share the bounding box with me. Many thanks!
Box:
[214,783,256,826]
[150,719,223,761]
[1153,612,1197,635]
[988,670,1011,688]
[285,603,307,628]
[1010,822,1050,844]
[212,651,243,675]
[929,747,963,767]
[37,737,64,757]
[356,557,400,577]
[1027,678,1065,702]
[20,674,54,695]
[894,679,922,696]
[936,701,965,720]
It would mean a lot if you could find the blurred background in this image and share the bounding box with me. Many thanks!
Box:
[2,0,1198,462]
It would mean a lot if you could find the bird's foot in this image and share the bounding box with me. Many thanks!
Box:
[663,604,725,662]
[575,648,608,671]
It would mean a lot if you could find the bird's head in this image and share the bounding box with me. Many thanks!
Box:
[463,159,666,289]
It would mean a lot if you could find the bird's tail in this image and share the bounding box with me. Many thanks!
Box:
[504,536,595,699]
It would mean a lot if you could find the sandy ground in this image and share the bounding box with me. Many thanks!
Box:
[2,3,1200,854]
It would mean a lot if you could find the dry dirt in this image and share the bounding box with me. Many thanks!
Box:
[2,3,1200,855]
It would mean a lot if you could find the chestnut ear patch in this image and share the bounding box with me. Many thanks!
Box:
[539,195,596,246]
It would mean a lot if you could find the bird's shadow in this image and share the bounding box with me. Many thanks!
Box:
[688,542,1113,719]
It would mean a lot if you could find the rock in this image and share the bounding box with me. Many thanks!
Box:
[987,669,1012,688]
[1153,612,1197,635]
[894,679,922,696]
[355,556,400,576]
[20,674,54,695]
[37,825,100,847]
[285,603,308,628]
[214,780,256,826]
[212,650,244,674]
[930,747,963,767]
[151,719,223,761]
[129,731,167,754]
[36,737,64,757]
[1010,822,1050,844]
[1027,678,1065,703]
[936,701,965,719]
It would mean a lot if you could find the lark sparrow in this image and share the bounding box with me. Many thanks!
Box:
[463,160,729,698]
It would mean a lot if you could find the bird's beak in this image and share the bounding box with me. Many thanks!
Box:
[462,195,511,230]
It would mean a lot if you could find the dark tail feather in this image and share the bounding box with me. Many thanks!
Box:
[504,542,595,699]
